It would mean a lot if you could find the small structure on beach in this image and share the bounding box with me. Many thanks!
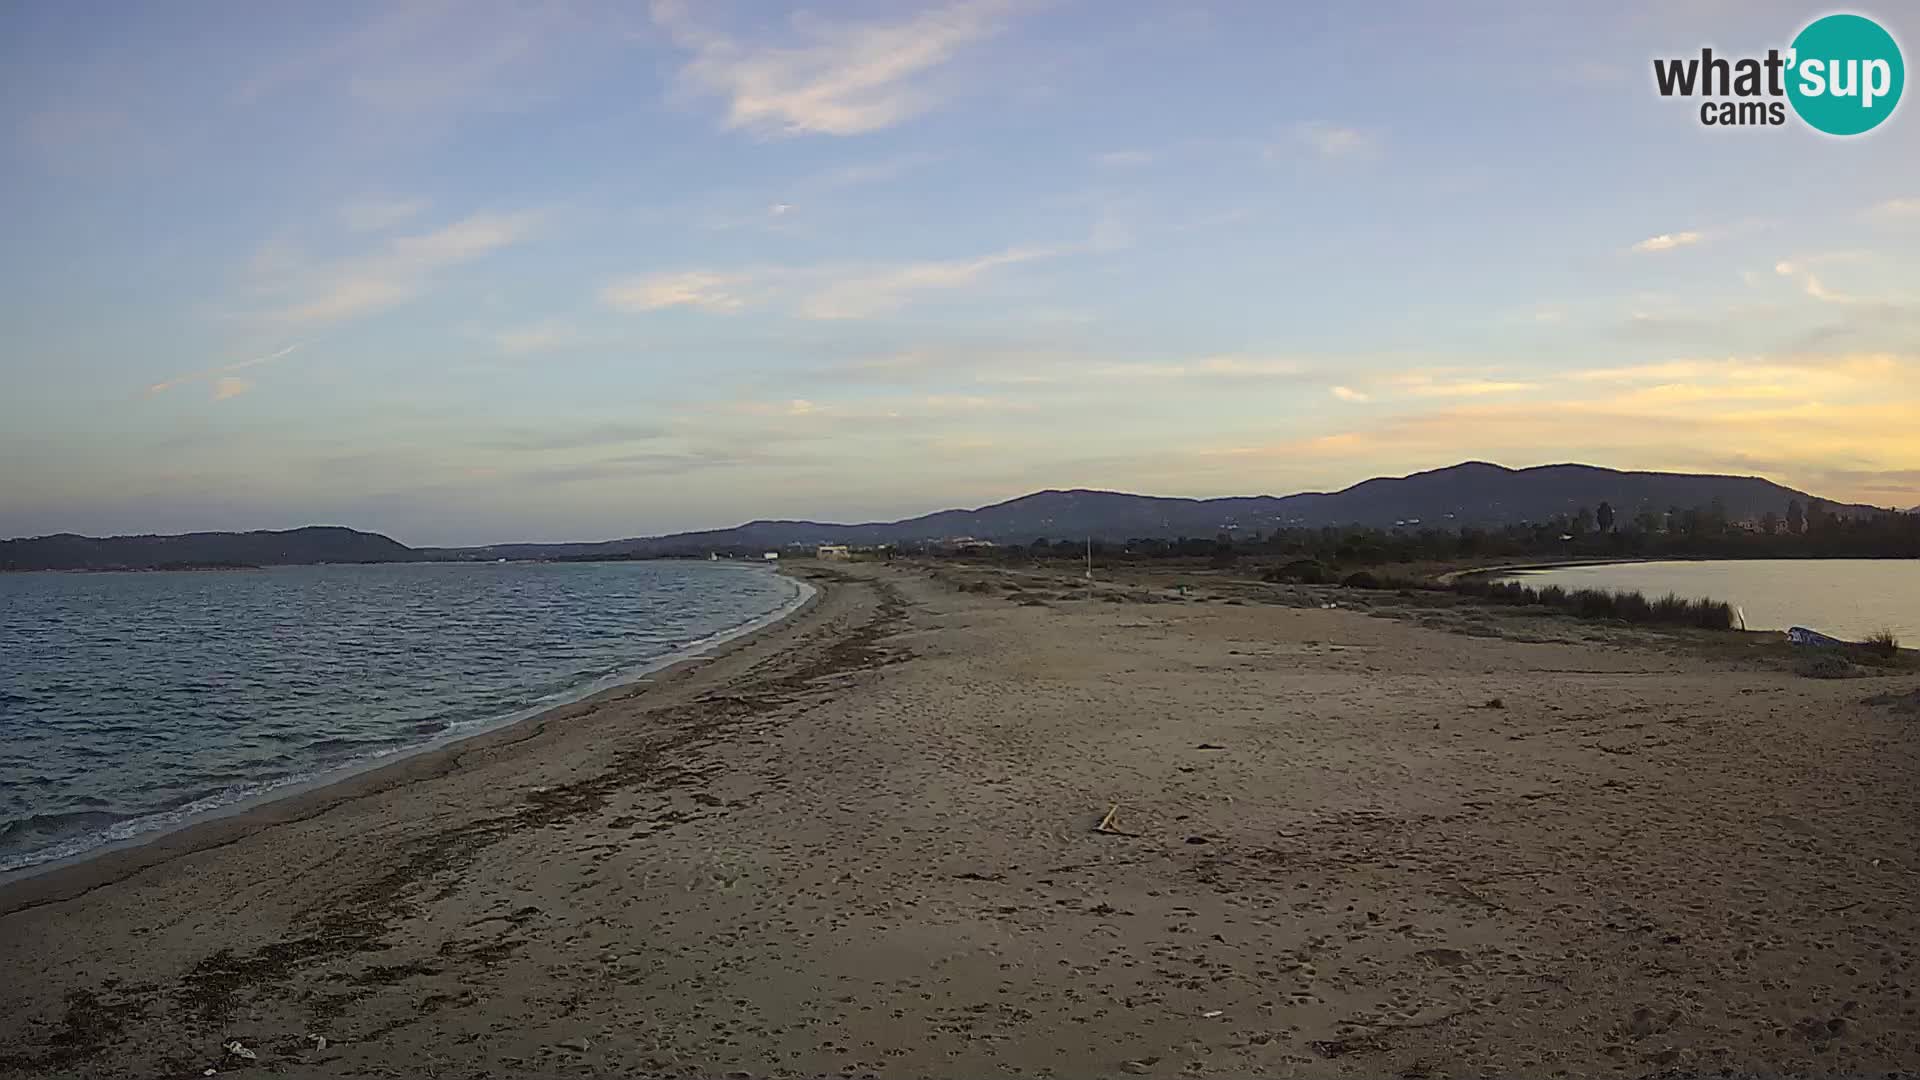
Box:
[762,551,780,561]
[816,544,852,560]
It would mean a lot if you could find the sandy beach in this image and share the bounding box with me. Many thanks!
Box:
[2,561,1916,1078]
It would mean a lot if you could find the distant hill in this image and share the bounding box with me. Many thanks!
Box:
[7,463,1880,569]
[0,526,416,572]
[434,461,1874,559]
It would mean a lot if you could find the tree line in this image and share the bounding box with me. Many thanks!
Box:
[971,498,1920,568]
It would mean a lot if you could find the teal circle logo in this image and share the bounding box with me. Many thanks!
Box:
[1787,14,1904,135]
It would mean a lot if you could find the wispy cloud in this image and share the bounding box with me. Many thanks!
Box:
[602,245,1056,320]
[715,393,1031,423]
[1182,352,1920,505]
[483,421,667,452]
[601,271,753,313]
[651,0,1017,136]
[147,342,303,398]
[812,151,946,189]
[796,246,1053,319]
[238,3,603,120]
[1092,355,1308,381]
[1292,122,1380,160]
[1095,149,1153,168]
[1330,385,1370,402]
[260,211,541,325]
[494,321,588,354]
[1569,353,1903,386]
[1773,259,1885,306]
[1630,230,1703,253]
[340,197,428,232]
[1390,373,1539,397]
[1869,196,1920,219]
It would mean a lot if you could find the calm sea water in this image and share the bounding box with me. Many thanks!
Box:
[1496,558,1919,640]
[0,560,808,875]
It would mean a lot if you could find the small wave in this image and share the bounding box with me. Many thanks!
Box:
[0,566,815,877]
[0,767,331,875]
[0,808,132,844]
[303,735,409,754]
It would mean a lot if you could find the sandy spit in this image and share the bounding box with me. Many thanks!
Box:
[1,562,1916,1078]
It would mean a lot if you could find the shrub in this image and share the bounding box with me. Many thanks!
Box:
[1263,559,1330,585]
[1572,588,1616,619]
[1613,591,1654,623]
[1795,651,1854,679]
[1693,599,1735,631]
[1446,581,1735,631]
[1863,629,1901,657]
[1652,593,1690,622]
[1341,571,1380,589]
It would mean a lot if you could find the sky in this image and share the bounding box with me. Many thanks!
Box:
[3,0,1918,546]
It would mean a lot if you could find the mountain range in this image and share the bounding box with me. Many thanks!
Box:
[3,462,1880,571]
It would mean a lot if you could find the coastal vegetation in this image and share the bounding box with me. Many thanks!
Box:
[1438,577,1737,630]
[1002,496,1920,569]
[945,499,1920,634]
[1864,629,1902,657]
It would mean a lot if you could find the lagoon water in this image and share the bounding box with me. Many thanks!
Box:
[1496,558,1919,641]
[0,560,807,874]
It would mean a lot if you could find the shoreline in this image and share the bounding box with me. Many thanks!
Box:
[0,566,826,915]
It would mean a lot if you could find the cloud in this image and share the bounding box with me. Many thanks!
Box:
[1095,149,1153,168]
[1630,231,1703,253]
[715,393,1030,424]
[1390,374,1539,397]
[1094,355,1308,381]
[1569,353,1904,386]
[601,271,752,313]
[1330,385,1370,403]
[259,211,541,326]
[1869,196,1920,219]
[812,151,946,189]
[148,342,303,397]
[798,246,1055,319]
[1773,259,1881,306]
[652,0,1016,136]
[340,198,428,232]
[212,377,252,401]
[601,245,1055,320]
[484,421,667,452]
[1293,122,1380,160]
[494,321,587,354]
[238,3,606,121]
[1182,354,1920,506]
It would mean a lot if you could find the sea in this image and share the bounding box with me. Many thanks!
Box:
[1495,558,1920,641]
[0,560,809,876]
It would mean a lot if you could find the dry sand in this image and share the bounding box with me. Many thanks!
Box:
[2,562,1916,1078]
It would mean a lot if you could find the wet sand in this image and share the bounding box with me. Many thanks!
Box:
[2,562,1916,1078]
